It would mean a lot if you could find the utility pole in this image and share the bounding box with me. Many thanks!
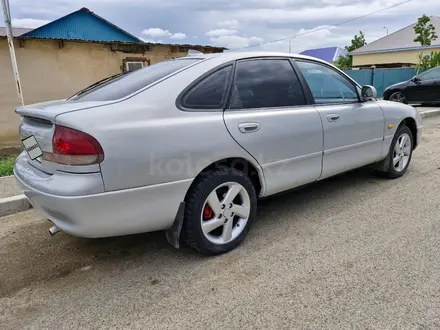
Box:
[288,38,291,53]
[1,0,24,105]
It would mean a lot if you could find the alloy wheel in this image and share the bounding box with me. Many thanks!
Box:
[393,133,411,172]
[390,92,406,103]
[201,182,251,244]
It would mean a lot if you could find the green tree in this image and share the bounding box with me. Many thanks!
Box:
[413,15,438,72]
[418,51,440,72]
[336,31,367,70]
[413,15,438,47]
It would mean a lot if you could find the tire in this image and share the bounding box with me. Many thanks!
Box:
[389,91,407,104]
[382,125,414,178]
[182,167,257,255]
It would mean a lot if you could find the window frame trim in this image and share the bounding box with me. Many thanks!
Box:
[225,56,312,112]
[293,59,363,106]
[176,61,236,112]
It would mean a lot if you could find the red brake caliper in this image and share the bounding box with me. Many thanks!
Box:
[203,204,214,220]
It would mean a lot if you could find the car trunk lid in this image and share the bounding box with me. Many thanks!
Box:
[16,100,109,174]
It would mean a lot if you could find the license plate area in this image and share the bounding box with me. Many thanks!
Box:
[22,135,43,160]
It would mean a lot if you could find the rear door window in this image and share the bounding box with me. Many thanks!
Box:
[69,58,202,102]
[229,59,306,109]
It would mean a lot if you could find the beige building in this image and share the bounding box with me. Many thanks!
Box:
[351,16,440,69]
[0,8,224,148]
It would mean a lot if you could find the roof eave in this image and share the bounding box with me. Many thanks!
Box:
[350,44,440,55]
[1,35,227,50]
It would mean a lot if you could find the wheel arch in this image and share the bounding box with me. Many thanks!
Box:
[166,157,266,250]
[400,117,418,149]
[187,157,266,198]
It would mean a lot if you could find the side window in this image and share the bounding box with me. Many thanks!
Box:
[181,65,232,109]
[230,59,306,109]
[417,68,440,81]
[296,61,359,104]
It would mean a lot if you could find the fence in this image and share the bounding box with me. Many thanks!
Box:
[343,68,416,98]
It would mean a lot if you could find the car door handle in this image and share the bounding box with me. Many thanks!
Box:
[238,122,260,133]
[327,114,341,122]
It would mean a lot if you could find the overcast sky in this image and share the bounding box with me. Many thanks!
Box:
[5,0,440,53]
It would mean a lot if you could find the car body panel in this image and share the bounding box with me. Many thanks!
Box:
[15,155,193,237]
[224,106,323,196]
[406,79,440,103]
[14,152,105,196]
[315,101,385,179]
[15,99,114,121]
[376,100,423,155]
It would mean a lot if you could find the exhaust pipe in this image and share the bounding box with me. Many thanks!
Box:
[49,225,61,236]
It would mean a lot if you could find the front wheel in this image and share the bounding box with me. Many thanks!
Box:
[383,125,414,178]
[182,168,257,255]
[389,91,407,103]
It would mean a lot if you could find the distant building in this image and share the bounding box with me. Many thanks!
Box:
[0,7,225,146]
[299,46,347,63]
[350,16,440,68]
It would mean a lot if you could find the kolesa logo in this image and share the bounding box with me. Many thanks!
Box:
[22,136,43,160]
[27,143,39,152]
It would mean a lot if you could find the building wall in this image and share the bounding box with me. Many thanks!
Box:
[352,48,440,67]
[0,39,213,147]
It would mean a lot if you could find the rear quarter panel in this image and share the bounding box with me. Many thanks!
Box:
[55,58,264,194]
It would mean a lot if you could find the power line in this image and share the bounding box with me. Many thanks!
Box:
[229,0,413,52]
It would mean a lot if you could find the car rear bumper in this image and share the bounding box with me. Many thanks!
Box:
[14,153,193,238]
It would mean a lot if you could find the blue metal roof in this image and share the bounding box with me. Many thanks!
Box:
[21,8,143,43]
[299,47,347,62]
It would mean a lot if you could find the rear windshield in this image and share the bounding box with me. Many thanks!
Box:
[69,58,202,102]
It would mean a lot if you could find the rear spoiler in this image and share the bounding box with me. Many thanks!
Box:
[15,99,109,122]
[15,106,57,122]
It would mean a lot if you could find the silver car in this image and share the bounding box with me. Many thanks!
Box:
[14,51,423,255]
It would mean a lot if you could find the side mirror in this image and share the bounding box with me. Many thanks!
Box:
[412,76,421,84]
[361,85,377,101]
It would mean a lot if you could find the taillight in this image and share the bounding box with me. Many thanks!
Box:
[43,125,104,165]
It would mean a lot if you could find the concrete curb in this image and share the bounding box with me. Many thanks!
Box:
[0,194,31,217]
[420,109,440,119]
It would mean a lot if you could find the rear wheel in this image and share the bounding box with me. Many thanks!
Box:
[182,168,257,255]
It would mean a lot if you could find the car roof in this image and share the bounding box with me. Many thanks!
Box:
[179,51,331,66]
[176,50,361,88]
